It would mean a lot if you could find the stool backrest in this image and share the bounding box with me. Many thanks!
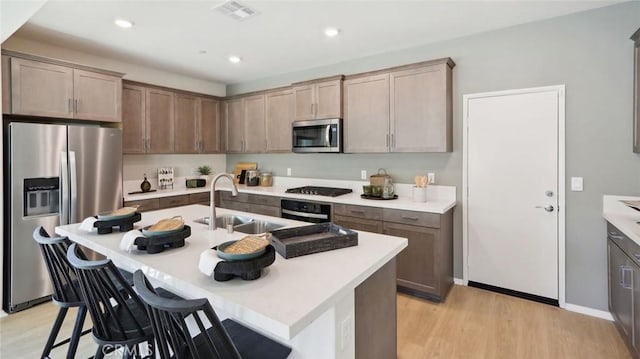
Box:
[67,243,150,342]
[132,270,242,359]
[33,227,84,305]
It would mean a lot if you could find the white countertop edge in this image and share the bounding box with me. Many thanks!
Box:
[603,195,640,246]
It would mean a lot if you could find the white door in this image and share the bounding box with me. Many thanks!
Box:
[464,86,564,301]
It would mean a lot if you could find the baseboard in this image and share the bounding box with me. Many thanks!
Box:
[0,310,7,318]
[565,303,614,321]
[453,277,464,285]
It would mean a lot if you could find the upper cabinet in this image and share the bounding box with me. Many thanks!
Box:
[293,76,343,121]
[122,81,222,155]
[632,28,640,153]
[225,98,244,153]
[265,88,295,152]
[225,94,266,153]
[4,53,122,122]
[344,59,454,153]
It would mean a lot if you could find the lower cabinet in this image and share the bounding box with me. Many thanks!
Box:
[124,191,211,212]
[334,204,453,302]
[218,191,281,217]
[607,223,640,357]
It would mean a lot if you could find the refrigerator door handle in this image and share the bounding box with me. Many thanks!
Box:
[60,152,69,224]
[69,151,78,224]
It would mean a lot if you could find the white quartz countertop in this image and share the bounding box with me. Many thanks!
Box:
[124,176,456,214]
[55,205,407,340]
[603,195,640,245]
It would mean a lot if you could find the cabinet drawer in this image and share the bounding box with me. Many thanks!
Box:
[220,200,251,212]
[334,215,383,234]
[219,191,249,203]
[250,204,281,217]
[383,208,440,228]
[189,192,210,204]
[608,223,640,264]
[247,194,280,207]
[158,195,189,209]
[124,198,159,213]
[334,204,382,221]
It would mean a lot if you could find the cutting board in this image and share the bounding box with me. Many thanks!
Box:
[233,162,257,184]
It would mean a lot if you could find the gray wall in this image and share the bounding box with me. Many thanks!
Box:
[227,2,640,311]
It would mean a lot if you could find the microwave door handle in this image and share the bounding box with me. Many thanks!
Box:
[325,125,331,147]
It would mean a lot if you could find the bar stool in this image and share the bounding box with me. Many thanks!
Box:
[67,243,155,359]
[132,269,292,359]
[33,227,91,359]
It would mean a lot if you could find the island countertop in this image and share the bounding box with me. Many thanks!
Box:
[55,204,408,342]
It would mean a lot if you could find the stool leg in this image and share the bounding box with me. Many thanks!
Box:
[66,305,87,359]
[41,307,68,358]
[94,345,105,359]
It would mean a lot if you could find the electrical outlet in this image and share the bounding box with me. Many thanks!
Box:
[571,177,583,191]
[361,170,367,180]
[287,168,292,176]
[427,172,435,184]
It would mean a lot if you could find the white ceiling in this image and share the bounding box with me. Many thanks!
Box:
[10,0,624,85]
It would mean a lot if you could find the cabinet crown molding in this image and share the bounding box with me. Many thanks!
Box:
[2,49,124,77]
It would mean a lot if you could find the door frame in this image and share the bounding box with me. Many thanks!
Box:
[462,85,566,307]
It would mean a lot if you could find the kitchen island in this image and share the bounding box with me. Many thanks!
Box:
[55,204,408,359]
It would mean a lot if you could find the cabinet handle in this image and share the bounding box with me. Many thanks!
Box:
[74,99,78,113]
[402,216,419,221]
[350,210,365,215]
[68,99,72,113]
[386,134,389,147]
[391,133,395,148]
[608,232,624,240]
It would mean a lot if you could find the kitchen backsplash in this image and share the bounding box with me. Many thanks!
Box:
[123,154,226,182]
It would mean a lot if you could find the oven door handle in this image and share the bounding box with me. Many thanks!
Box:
[282,209,329,220]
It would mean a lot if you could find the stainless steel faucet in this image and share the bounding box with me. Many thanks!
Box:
[208,173,239,230]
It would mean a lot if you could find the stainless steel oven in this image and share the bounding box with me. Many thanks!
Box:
[281,199,331,223]
[292,118,342,153]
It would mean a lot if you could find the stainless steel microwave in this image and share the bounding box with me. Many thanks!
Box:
[292,118,342,153]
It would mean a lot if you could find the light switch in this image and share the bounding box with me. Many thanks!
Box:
[571,177,583,191]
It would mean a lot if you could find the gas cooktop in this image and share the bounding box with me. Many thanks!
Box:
[285,186,353,197]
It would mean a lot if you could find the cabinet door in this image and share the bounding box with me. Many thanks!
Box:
[384,222,438,295]
[122,84,146,154]
[609,241,634,339]
[243,94,266,153]
[124,199,159,213]
[390,64,451,152]
[201,97,221,153]
[146,88,175,153]
[265,89,294,152]
[315,80,342,119]
[11,57,73,118]
[343,74,390,153]
[174,94,200,154]
[225,98,244,153]
[73,69,122,122]
[2,55,10,113]
[293,84,314,121]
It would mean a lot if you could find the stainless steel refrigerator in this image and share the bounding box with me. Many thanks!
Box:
[3,122,122,313]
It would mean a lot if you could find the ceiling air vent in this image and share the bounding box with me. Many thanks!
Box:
[214,1,259,21]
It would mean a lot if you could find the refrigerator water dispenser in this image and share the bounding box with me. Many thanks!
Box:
[23,177,59,217]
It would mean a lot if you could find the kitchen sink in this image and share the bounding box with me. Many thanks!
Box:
[193,215,284,234]
[193,214,254,228]
[233,220,285,235]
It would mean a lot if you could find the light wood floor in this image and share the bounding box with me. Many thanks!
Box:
[0,285,631,358]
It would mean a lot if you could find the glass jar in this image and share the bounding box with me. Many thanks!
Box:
[382,177,395,199]
[260,172,273,187]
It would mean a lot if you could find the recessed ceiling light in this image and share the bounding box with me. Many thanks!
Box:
[324,27,340,38]
[228,55,241,63]
[114,19,134,28]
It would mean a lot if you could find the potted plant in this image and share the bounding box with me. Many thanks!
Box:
[197,165,212,184]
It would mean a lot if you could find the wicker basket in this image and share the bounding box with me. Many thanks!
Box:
[370,168,392,187]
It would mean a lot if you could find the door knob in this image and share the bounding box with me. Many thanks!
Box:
[535,205,555,212]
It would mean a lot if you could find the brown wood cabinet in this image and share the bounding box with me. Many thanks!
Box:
[333,203,454,302]
[225,98,244,153]
[146,88,175,153]
[632,28,640,153]
[218,192,281,217]
[122,84,147,153]
[2,55,10,113]
[123,198,160,212]
[174,93,200,154]
[5,55,122,122]
[265,88,294,152]
[344,59,454,153]
[293,77,343,121]
[124,191,210,212]
[243,94,266,153]
[200,98,222,153]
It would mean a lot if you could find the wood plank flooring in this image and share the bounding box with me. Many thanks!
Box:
[0,285,631,358]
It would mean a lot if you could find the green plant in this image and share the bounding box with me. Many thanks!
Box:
[197,165,211,176]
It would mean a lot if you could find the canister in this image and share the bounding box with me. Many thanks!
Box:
[260,172,273,187]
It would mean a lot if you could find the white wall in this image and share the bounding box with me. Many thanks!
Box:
[2,35,226,96]
[0,0,47,42]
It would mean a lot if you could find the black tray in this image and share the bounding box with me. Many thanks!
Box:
[93,212,142,234]
[134,225,191,254]
[360,194,398,200]
[270,223,358,259]
[212,245,276,281]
